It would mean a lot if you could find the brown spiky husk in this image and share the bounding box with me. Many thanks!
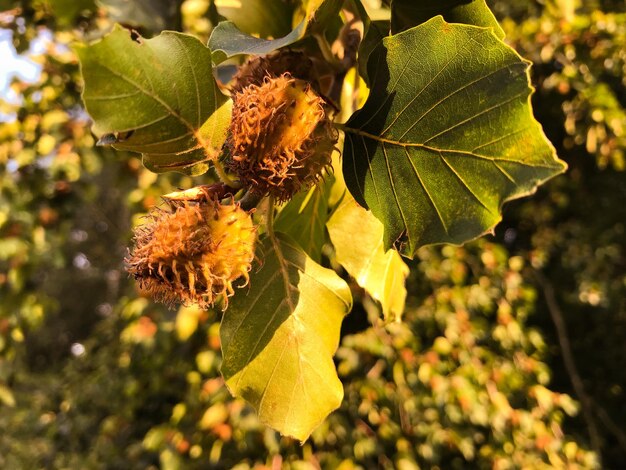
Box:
[126,199,256,309]
[231,50,317,93]
[227,74,337,202]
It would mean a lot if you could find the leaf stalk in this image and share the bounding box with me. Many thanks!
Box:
[213,159,240,188]
[314,33,341,70]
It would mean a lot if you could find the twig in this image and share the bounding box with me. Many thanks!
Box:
[534,270,603,463]
[593,402,626,455]
[314,33,341,70]
[213,159,239,188]
[266,195,276,237]
[238,190,264,212]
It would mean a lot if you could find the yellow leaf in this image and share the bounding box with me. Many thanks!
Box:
[0,384,16,407]
[199,403,228,430]
[327,191,409,321]
[176,305,203,341]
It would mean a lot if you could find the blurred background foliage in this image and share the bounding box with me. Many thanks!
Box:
[0,0,624,468]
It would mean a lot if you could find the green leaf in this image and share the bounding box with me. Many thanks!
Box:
[97,0,182,31]
[220,232,351,441]
[274,183,331,263]
[349,0,389,86]
[342,17,566,257]
[0,1,15,11]
[208,0,341,64]
[391,0,504,38]
[295,0,344,34]
[327,190,408,321]
[209,20,307,65]
[76,25,231,176]
[46,0,96,27]
[215,0,295,39]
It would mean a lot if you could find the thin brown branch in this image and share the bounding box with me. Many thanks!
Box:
[534,270,603,463]
[593,402,626,454]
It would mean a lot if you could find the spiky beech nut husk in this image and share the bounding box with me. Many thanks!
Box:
[231,50,317,93]
[126,197,256,309]
[227,74,337,202]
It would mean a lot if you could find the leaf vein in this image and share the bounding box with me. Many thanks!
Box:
[471,127,531,152]
[383,142,413,247]
[139,143,202,156]
[404,147,449,235]
[86,90,142,100]
[438,151,494,214]
[99,62,197,134]
[382,40,466,137]
[129,130,195,149]
[422,91,527,145]
[344,129,561,170]
[172,34,202,128]
[270,232,297,314]
[397,63,521,142]
[493,161,517,183]
[258,333,290,415]
[235,296,289,390]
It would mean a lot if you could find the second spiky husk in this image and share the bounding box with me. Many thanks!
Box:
[126,196,256,309]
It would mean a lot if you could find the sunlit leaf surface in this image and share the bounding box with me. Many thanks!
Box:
[343,16,566,257]
[327,191,409,321]
[209,0,342,64]
[77,25,231,175]
[220,232,351,441]
[391,0,505,37]
[209,20,307,64]
[275,184,331,263]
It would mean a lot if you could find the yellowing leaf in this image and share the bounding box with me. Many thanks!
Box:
[209,0,342,64]
[0,384,16,407]
[215,0,295,39]
[220,232,351,441]
[176,305,203,341]
[327,191,409,321]
[199,403,228,430]
[36,134,56,155]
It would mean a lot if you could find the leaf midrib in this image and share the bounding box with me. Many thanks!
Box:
[342,127,562,169]
[97,60,196,135]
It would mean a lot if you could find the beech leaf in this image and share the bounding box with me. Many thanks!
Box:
[351,0,388,86]
[214,0,295,40]
[77,25,231,175]
[97,0,182,32]
[391,0,505,37]
[209,20,307,65]
[327,191,409,321]
[342,16,566,257]
[220,232,351,441]
[274,183,331,263]
[209,0,342,64]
